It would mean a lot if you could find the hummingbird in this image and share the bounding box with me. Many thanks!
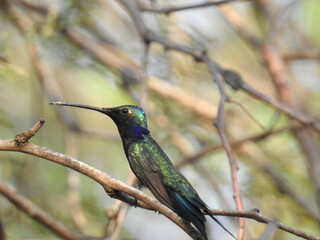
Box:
[51,102,235,240]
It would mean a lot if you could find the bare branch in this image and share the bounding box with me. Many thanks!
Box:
[14,118,45,144]
[204,56,245,240]
[211,209,320,240]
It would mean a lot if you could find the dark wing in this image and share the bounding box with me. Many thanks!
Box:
[126,140,174,208]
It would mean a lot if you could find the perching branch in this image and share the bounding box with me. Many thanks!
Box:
[0,119,202,240]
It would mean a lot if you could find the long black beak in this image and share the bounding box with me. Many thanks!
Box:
[50,102,110,114]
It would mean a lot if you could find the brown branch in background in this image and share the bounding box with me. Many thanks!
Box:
[117,2,320,135]
[217,5,320,136]
[259,43,320,212]
[105,199,123,236]
[238,79,320,134]
[218,3,260,46]
[148,77,217,119]
[259,44,293,107]
[139,0,242,14]
[239,142,320,222]
[0,181,88,240]
[4,0,78,130]
[19,0,320,134]
[283,51,320,61]
[204,56,245,240]
[110,204,129,240]
[176,124,301,168]
[106,171,138,240]
[109,173,138,240]
[217,2,320,209]
[62,26,218,120]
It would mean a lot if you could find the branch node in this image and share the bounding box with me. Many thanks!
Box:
[14,118,46,145]
[221,69,244,90]
[194,49,206,62]
[249,208,260,213]
[213,120,220,129]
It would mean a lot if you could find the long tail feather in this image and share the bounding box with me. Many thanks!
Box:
[207,212,236,239]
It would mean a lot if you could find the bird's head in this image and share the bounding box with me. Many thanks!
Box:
[51,102,149,139]
[102,105,148,129]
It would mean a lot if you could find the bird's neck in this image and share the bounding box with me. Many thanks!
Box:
[118,124,150,140]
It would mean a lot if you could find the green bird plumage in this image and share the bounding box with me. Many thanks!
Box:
[51,102,235,240]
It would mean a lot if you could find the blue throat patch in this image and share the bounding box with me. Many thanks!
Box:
[127,125,150,139]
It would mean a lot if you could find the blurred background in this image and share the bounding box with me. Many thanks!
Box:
[0,0,320,239]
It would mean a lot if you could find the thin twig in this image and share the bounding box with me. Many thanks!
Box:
[204,56,245,240]
[211,209,320,240]
[14,118,45,144]
[227,99,267,131]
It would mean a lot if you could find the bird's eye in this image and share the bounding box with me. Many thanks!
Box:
[122,108,129,114]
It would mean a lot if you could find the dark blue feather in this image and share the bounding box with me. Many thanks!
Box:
[127,125,150,139]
